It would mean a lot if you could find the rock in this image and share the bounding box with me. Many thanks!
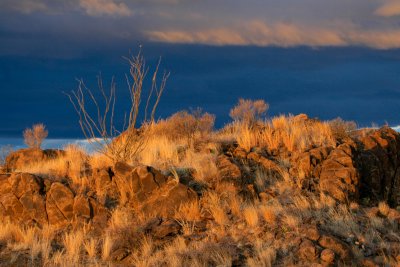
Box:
[216,155,241,180]
[233,147,247,158]
[112,162,198,217]
[93,167,113,192]
[360,259,379,267]
[0,173,47,225]
[46,182,74,225]
[73,195,91,221]
[320,249,335,264]
[141,178,198,217]
[357,127,400,206]
[319,143,360,202]
[299,239,318,261]
[152,219,181,239]
[304,226,321,241]
[5,148,64,172]
[318,235,350,261]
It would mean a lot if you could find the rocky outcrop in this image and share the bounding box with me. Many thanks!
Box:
[357,126,400,206]
[0,173,47,225]
[4,148,64,172]
[319,143,360,202]
[287,127,400,205]
[112,162,198,216]
[0,161,197,227]
[0,172,107,227]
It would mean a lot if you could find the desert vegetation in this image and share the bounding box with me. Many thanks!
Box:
[23,123,48,149]
[1,53,400,267]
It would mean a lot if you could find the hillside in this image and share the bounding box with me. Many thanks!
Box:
[0,113,400,266]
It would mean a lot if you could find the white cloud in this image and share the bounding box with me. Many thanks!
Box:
[79,0,132,16]
[375,0,400,17]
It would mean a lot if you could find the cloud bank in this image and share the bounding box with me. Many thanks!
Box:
[375,0,400,17]
[79,0,132,16]
[147,21,400,49]
[1,0,400,50]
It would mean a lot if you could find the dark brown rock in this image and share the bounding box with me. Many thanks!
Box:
[357,127,400,206]
[304,226,321,241]
[320,249,335,264]
[152,219,181,239]
[318,235,350,261]
[0,173,47,225]
[73,195,91,220]
[299,239,318,261]
[46,182,74,225]
[216,155,241,180]
[319,143,360,202]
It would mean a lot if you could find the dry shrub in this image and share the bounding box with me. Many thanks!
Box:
[204,192,228,226]
[230,98,269,127]
[83,238,98,258]
[175,200,202,221]
[23,123,48,149]
[150,108,215,147]
[328,117,357,141]
[63,230,84,263]
[139,135,181,168]
[247,240,276,267]
[0,145,13,166]
[89,152,113,170]
[102,233,113,260]
[260,206,277,225]
[228,194,242,218]
[243,205,259,227]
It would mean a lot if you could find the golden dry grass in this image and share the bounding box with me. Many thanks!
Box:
[2,108,399,266]
[234,114,335,153]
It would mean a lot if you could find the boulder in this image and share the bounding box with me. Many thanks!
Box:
[319,143,360,202]
[0,173,47,225]
[318,235,351,261]
[357,127,400,206]
[46,182,74,225]
[320,249,335,264]
[299,239,318,261]
[112,162,198,216]
[216,155,241,180]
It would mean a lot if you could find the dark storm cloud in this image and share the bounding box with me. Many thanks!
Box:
[1,0,400,54]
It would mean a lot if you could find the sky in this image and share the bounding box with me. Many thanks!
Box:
[2,0,400,55]
[0,0,400,138]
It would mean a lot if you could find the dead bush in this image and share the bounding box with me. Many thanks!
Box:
[328,117,357,141]
[23,123,48,149]
[230,99,269,127]
[151,108,215,147]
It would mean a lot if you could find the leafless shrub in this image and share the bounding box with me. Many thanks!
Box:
[230,99,269,127]
[151,108,215,147]
[0,145,13,166]
[328,117,357,141]
[23,123,48,149]
[66,49,169,162]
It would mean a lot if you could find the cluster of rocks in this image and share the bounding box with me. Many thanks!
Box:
[0,162,196,228]
[220,126,400,208]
